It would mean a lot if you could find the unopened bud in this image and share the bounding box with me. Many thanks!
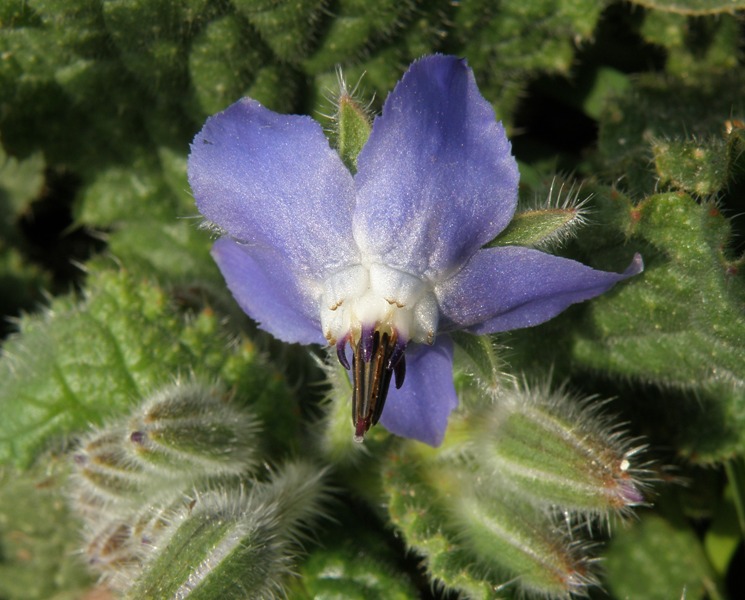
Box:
[452,479,597,599]
[127,380,260,477]
[126,462,328,599]
[475,380,649,517]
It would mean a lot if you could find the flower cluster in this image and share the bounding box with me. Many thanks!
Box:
[188,55,641,446]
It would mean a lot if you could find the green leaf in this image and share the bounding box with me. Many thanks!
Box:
[106,219,219,285]
[0,244,49,329]
[604,514,720,600]
[101,0,211,94]
[0,265,295,467]
[233,0,327,63]
[0,459,93,600]
[598,72,745,193]
[303,0,416,74]
[453,0,604,120]
[640,11,740,78]
[704,483,742,577]
[75,160,182,227]
[27,0,109,55]
[244,62,302,113]
[573,192,745,463]
[581,67,632,121]
[187,15,267,117]
[725,457,745,536]
[0,142,45,238]
[0,0,39,27]
[651,137,730,196]
[627,0,745,15]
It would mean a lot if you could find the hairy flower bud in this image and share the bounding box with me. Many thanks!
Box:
[452,482,597,599]
[473,381,649,518]
[126,463,329,599]
[128,380,260,475]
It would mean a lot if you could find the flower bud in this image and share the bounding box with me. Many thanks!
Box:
[126,462,329,600]
[71,427,148,512]
[127,380,260,477]
[474,380,648,517]
[452,481,597,599]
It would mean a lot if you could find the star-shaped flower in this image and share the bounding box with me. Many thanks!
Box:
[188,55,642,447]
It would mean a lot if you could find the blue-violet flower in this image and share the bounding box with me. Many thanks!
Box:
[188,55,642,447]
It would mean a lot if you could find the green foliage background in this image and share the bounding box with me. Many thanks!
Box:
[2,0,745,598]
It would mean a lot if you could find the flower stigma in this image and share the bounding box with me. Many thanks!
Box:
[321,263,439,441]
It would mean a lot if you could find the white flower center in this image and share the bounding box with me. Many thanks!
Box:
[320,263,438,346]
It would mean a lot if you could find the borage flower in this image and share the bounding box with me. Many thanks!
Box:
[188,55,642,447]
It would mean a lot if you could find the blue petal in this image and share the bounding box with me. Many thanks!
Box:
[189,99,358,278]
[353,55,519,280]
[436,247,643,333]
[212,237,325,345]
[379,337,456,446]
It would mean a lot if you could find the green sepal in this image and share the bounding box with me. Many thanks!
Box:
[488,206,584,249]
[450,331,507,402]
[451,482,594,599]
[334,90,372,174]
[128,381,260,473]
[382,450,502,598]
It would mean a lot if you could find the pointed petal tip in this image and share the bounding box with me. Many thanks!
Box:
[626,252,644,276]
[437,247,645,336]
